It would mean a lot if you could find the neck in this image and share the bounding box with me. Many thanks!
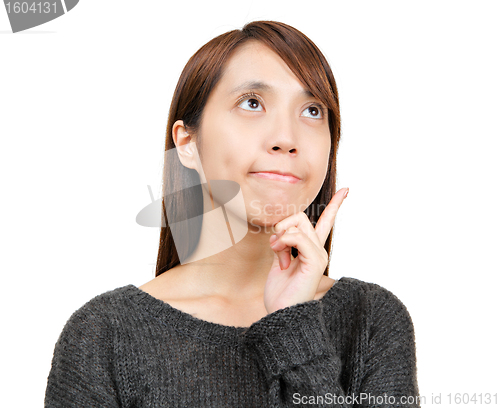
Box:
[176,220,275,301]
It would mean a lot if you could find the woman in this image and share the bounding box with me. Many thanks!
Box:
[45,21,419,407]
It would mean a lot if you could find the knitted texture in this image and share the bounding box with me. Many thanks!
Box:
[44,277,419,407]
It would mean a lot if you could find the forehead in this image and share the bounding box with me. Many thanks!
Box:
[216,40,307,95]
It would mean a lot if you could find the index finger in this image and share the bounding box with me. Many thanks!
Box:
[315,187,349,245]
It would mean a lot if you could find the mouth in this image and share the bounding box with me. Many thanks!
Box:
[249,171,301,184]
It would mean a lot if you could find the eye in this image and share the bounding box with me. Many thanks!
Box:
[301,105,325,119]
[237,93,264,112]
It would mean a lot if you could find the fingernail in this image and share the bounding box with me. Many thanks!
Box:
[343,188,349,199]
[270,234,277,243]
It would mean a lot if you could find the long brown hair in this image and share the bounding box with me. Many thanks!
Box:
[156,20,341,277]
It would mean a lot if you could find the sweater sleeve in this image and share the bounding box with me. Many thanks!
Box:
[241,286,420,408]
[44,300,121,408]
[354,287,420,408]
[242,300,348,407]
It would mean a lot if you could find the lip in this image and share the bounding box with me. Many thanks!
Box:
[250,171,301,183]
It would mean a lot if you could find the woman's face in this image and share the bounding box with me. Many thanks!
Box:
[195,40,331,231]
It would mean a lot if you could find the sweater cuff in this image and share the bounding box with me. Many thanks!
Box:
[241,300,330,381]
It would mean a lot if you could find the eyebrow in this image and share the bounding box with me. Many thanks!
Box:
[229,80,315,99]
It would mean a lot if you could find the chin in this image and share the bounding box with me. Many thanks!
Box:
[247,214,291,231]
[248,199,307,217]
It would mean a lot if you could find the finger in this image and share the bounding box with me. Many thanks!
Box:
[315,187,349,246]
[270,232,291,270]
[271,227,327,271]
[278,247,291,270]
[273,211,322,248]
[270,232,292,270]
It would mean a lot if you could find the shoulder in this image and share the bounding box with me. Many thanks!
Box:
[336,277,410,307]
[73,284,133,314]
[46,287,133,407]
[58,285,135,338]
[328,277,415,330]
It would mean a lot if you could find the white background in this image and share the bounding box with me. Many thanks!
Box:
[1,1,499,406]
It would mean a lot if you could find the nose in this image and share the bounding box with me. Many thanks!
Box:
[267,111,298,155]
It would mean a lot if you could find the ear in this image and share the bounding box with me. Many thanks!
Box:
[172,120,198,170]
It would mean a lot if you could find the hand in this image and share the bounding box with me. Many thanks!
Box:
[264,188,349,314]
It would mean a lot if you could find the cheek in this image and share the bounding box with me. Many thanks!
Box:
[319,140,331,176]
[308,137,331,192]
[197,115,226,168]
[198,133,247,180]
[200,115,256,174]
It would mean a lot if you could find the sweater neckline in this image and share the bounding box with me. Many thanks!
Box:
[122,277,345,346]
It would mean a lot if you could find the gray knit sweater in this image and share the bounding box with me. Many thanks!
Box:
[44,277,419,407]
